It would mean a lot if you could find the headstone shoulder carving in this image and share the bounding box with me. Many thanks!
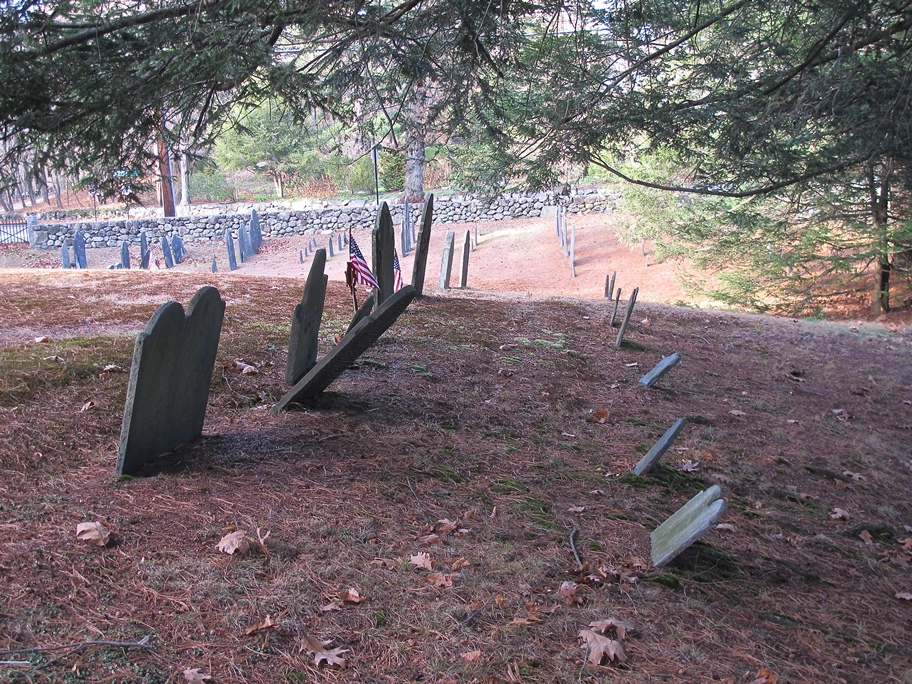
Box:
[640,352,683,388]
[633,418,688,476]
[651,485,727,567]
[411,194,434,296]
[285,249,328,384]
[116,286,226,475]
[273,285,416,411]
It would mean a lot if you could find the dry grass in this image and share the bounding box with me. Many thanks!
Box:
[0,270,911,684]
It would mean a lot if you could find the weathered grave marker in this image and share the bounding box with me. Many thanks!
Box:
[73,230,87,268]
[610,288,622,327]
[116,286,226,475]
[171,234,185,264]
[273,286,416,410]
[140,247,151,270]
[473,224,478,250]
[285,249,328,385]
[337,233,343,252]
[640,352,682,388]
[411,194,434,296]
[569,222,576,277]
[211,258,217,273]
[238,224,252,262]
[347,292,376,332]
[633,418,688,476]
[605,271,616,299]
[651,485,727,567]
[140,233,150,269]
[460,230,471,289]
[61,244,72,269]
[614,287,639,349]
[160,236,174,268]
[225,230,238,271]
[328,235,334,258]
[120,241,131,269]
[250,210,262,252]
[439,230,455,290]
[373,203,396,304]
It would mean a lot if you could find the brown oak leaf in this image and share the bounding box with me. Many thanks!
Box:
[558,581,583,605]
[299,635,348,668]
[409,552,432,570]
[451,557,470,571]
[182,668,211,683]
[428,572,453,587]
[217,530,252,556]
[245,615,278,635]
[76,521,111,547]
[461,650,482,662]
[579,629,625,665]
[588,618,634,640]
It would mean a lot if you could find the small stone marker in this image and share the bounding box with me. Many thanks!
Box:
[610,288,622,327]
[285,249,328,384]
[651,485,727,567]
[373,203,396,304]
[347,292,376,333]
[225,230,238,271]
[160,236,174,268]
[140,248,151,270]
[273,285,416,410]
[116,286,226,475]
[299,250,304,264]
[73,230,87,268]
[337,233,343,252]
[328,235,334,258]
[640,352,683,388]
[633,418,688,476]
[140,231,149,256]
[439,230,455,290]
[120,241,131,269]
[61,244,72,269]
[411,194,434,296]
[459,230,471,288]
[605,271,616,299]
[238,224,252,262]
[473,224,478,250]
[211,258,217,273]
[171,234,185,264]
[614,287,639,349]
[250,210,262,252]
[569,223,576,277]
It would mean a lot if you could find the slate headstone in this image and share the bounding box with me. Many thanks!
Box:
[439,230,455,290]
[299,250,304,264]
[569,223,576,277]
[651,485,727,567]
[605,271,616,300]
[337,233,343,252]
[640,352,683,388]
[120,241,131,269]
[211,258,217,273]
[614,287,639,349]
[633,418,688,476]
[328,236,334,258]
[459,230,471,289]
[249,209,262,253]
[140,248,151,270]
[285,249,328,385]
[474,224,478,251]
[238,224,252,262]
[160,236,174,268]
[610,288,622,327]
[171,234,185,264]
[411,194,434,296]
[226,230,238,271]
[347,292,376,333]
[273,285,417,410]
[140,231,149,257]
[373,202,396,304]
[73,230,87,269]
[116,286,226,475]
[61,244,72,269]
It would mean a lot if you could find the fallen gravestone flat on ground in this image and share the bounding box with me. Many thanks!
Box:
[651,485,727,567]
[273,285,416,411]
[285,249,328,384]
[640,352,683,388]
[633,418,688,476]
[116,286,226,475]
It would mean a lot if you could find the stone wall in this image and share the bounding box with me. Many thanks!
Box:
[30,189,619,249]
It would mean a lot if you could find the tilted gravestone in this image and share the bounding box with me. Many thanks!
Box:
[225,230,238,271]
[640,352,683,388]
[273,285,416,411]
[171,234,186,264]
[347,292,376,333]
[633,418,688,476]
[249,210,262,253]
[439,230,455,290]
[411,194,434,296]
[373,203,396,304]
[61,244,72,269]
[614,287,639,349]
[285,249,328,385]
[120,241,131,269]
[459,230,471,289]
[609,288,622,327]
[651,485,727,567]
[73,230,87,269]
[160,236,174,268]
[116,286,226,475]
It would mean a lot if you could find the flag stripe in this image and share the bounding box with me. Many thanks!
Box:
[349,235,379,290]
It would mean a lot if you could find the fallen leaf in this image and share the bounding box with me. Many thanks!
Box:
[427,572,453,587]
[729,410,746,417]
[338,588,365,604]
[34,336,51,343]
[567,505,585,513]
[333,332,345,344]
[76,521,111,547]
[409,552,432,570]
[461,650,482,662]
[900,538,912,552]
[234,359,258,374]
[419,533,441,544]
[245,615,278,635]
[831,508,850,520]
[860,530,874,545]
[451,557,470,571]
[436,518,458,534]
[320,601,343,612]
[102,364,126,373]
[680,459,700,472]
[589,618,634,640]
[749,667,778,684]
[509,615,542,625]
[299,635,348,668]
[715,523,737,532]
[182,668,211,683]
[558,581,583,605]
[579,629,625,665]
[587,408,611,424]
[80,400,95,412]
[494,595,509,607]
[896,592,912,601]
[217,530,251,556]
[43,355,65,362]
[368,558,397,569]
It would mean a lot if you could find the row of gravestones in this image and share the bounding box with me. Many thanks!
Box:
[62,230,187,270]
[220,210,264,272]
[555,206,577,277]
[116,197,436,477]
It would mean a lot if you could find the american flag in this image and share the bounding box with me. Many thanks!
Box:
[349,235,379,290]
[393,249,404,292]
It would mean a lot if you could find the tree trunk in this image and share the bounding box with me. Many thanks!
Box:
[178,152,191,207]
[52,173,63,209]
[403,77,431,202]
[157,134,176,217]
[38,168,50,205]
[273,171,285,199]
[869,162,892,315]
[21,164,37,206]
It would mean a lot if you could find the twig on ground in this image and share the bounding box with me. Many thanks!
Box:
[0,634,154,669]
